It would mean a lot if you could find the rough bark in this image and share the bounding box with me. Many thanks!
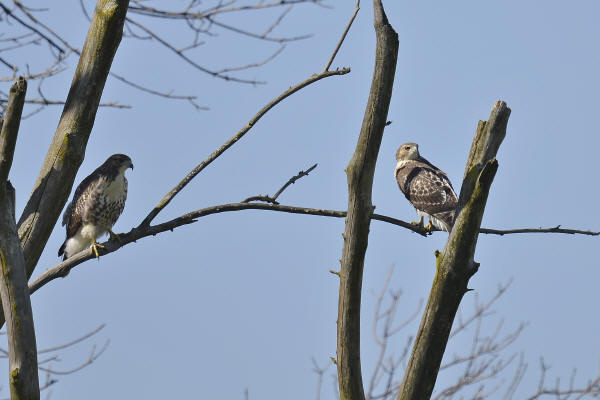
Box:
[0,79,39,400]
[397,101,511,400]
[0,77,26,186]
[16,0,130,277]
[336,1,398,400]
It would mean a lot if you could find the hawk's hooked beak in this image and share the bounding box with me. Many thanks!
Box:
[129,162,134,170]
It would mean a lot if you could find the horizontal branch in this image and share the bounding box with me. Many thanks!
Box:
[30,201,597,296]
[479,225,599,236]
[18,98,131,109]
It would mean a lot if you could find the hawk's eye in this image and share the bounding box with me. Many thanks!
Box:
[404,146,411,151]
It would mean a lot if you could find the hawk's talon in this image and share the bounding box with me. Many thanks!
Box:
[90,241,105,259]
[410,216,424,228]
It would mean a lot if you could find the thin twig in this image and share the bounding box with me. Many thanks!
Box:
[126,17,266,85]
[0,2,65,54]
[242,163,318,204]
[109,71,207,110]
[324,0,359,71]
[37,324,105,354]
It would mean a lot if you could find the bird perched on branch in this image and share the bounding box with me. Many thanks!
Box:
[394,143,457,232]
[59,154,133,260]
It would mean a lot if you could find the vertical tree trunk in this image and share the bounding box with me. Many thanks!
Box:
[397,101,511,400]
[337,2,398,399]
[0,78,40,400]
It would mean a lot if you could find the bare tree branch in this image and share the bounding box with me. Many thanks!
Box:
[479,226,599,236]
[125,17,267,85]
[139,68,350,227]
[28,197,600,297]
[109,71,207,110]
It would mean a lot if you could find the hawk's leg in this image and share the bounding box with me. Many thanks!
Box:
[108,229,123,245]
[90,239,105,259]
[410,215,424,228]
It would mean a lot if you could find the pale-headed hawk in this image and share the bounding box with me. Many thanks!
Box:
[394,143,457,232]
[58,154,133,260]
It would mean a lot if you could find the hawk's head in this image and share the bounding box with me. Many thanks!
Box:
[105,154,134,174]
[396,142,420,162]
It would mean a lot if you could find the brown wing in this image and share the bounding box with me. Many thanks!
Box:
[396,161,457,215]
[62,172,102,239]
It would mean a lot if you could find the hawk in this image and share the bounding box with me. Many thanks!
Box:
[394,143,458,232]
[58,154,133,260]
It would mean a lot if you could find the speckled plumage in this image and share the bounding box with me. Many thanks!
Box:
[59,154,133,260]
[395,143,457,232]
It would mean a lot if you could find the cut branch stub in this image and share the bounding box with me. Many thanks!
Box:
[0,77,27,187]
[398,101,510,400]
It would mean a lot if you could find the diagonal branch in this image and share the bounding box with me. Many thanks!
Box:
[325,0,359,71]
[139,0,356,228]
[139,68,350,228]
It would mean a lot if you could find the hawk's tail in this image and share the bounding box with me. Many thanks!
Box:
[58,240,67,260]
[432,211,455,232]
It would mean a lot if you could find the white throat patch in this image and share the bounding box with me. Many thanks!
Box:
[394,159,411,177]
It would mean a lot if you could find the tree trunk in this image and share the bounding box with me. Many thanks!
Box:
[337,1,398,399]
[0,78,40,400]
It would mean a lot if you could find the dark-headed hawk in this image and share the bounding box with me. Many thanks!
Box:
[59,154,133,260]
[395,143,457,232]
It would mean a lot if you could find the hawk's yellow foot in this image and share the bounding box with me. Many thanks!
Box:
[424,220,435,232]
[90,241,105,259]
[410,215,424,228]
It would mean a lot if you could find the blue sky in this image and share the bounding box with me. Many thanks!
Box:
[3,0,600,398]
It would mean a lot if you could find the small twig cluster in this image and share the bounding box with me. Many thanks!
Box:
[0,0,324,113]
